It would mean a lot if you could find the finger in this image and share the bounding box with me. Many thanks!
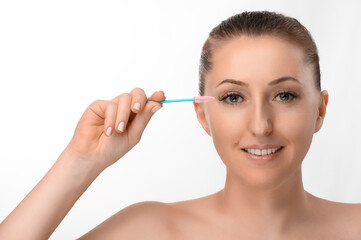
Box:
[77,99,117,139]
[147,90,166,103]
[126,91,166,146]
[129,87,147,114]
[147,90,165,114]
[103,101,117,137]
[82,99,109,125]
[113,93,132,133]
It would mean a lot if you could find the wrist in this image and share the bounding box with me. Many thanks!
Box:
[56,148,103,189]
[0,148,104,240]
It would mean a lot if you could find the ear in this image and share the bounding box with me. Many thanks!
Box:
[314,90,329,133]
[193,101,211,136]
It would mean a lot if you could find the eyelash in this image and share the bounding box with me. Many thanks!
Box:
[218,91,299,105]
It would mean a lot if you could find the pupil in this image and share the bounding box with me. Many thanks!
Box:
[230,95,238,102]
[280,93,289,101]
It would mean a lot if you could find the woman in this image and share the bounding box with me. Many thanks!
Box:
[1,11,360,239]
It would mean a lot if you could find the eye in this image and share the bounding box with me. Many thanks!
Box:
[218,93,244,105]
[274,91,298,102]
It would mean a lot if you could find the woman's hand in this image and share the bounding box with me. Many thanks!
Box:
[66,87,165,173]
[0,88,165,240]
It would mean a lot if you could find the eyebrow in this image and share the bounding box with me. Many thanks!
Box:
[216,76,302,87]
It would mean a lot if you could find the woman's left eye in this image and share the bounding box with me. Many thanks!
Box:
[275,91,298,102]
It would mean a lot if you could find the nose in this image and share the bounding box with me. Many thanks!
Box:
[247,100,273,136]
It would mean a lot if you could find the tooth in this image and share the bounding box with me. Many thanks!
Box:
[255,149,261,155]
[261,149,267,155]
[267,149,272,154]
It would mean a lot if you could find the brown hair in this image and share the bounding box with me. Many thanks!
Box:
[198,11,321,96]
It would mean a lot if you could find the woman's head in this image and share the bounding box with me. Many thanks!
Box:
[194,11,328,189]
[198,11,321,96]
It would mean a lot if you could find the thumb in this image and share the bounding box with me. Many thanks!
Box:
[127,91,165,147]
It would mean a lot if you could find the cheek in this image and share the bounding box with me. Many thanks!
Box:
[207,105,246,158]
[275,103,317,161]
[208,105,246,136]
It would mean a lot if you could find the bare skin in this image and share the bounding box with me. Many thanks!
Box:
[77,191,361,239]
[1,35,360,239]
[165,190,361,239]
[0,89,166,239]
[78,36,361,239]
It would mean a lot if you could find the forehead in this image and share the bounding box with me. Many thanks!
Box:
[208,35,307,87]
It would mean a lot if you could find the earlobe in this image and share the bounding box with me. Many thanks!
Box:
[193,102,211,136]
[314,90,329,133]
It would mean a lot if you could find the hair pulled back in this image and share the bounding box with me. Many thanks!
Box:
[198,11,321,96]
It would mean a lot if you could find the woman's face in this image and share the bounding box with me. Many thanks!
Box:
[194,35,328,189]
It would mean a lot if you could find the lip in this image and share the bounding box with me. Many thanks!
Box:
[242,147,283,164]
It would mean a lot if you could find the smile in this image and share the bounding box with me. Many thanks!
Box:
[242,146,283,156]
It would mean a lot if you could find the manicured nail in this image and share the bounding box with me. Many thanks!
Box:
[133,102,140,111]
[118,122,125,132]
[106,127,113,136]
[151,106,162,113]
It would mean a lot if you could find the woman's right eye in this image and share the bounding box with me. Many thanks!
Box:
[219,93,244,105]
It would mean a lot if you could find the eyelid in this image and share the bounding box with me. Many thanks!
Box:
[219,91,243,99]
[274,88,297,94]
[218,91,244,101]
[274,90,298,96]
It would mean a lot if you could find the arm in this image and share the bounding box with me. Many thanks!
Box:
[0,88,165,239]
[0,149,100,240]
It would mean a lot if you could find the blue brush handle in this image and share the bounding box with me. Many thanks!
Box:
[146,98,195,103]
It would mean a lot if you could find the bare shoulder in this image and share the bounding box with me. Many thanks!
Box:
[334,201,361,237]
[336,201,361,235]
[307,193,361,237]
[77,201,175,240]
[76,192,219,240]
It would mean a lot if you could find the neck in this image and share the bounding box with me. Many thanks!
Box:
[217,166,313,234]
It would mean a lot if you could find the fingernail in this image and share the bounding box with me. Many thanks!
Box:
[106,127,113,136]
[118,122,125,132]
[151,106,162,113]
[133,102,140,111]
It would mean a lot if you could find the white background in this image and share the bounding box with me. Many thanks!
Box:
[0,0,360,239]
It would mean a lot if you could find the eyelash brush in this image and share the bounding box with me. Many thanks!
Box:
[146,96,215,104]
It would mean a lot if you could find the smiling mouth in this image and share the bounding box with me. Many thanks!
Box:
[242,146,284,156]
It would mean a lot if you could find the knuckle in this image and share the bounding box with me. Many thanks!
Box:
[132,88,146,98]
[130,90,147,110]
[92,99,102,104]
[132,87,142,92]
[120,92,131,99]
[89,99,103,108]
[107,102,118,114]
[133,134,142,144]
[109,101,117,108]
